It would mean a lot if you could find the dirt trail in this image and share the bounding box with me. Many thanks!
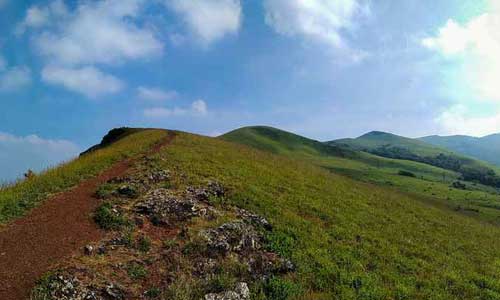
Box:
[0,132,175,300]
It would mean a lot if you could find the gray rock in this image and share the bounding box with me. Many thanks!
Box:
[83,245,94,256]
[145,169,170,183]
[199,221,263,256]
[117,185,138,198]
[103,283,125,300]
[204,282,250,300]
[135,189,211,226]
[187,181,225,202]
[43,275,99,300]
[235,208,272,230]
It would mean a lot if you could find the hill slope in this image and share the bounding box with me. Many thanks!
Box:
[0,128,168,223]
[334,131,451,157]
[330,131,500,189]
[421,133,500,167]
[221,126,354,158]
[163,131,500,299]
[224,126,500,224]
[3,128,500,299]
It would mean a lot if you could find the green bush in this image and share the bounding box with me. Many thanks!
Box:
[95,183,117,199]
[263,277,301,300]
[398,170,416,177]
[93,202,130,230]
[144,287,161,298]
[127,262,148,280]
[137,235,152,253]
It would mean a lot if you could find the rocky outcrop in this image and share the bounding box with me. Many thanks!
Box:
[204,282,250,300]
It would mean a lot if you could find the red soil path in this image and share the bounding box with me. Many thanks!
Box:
[0,132,175,300]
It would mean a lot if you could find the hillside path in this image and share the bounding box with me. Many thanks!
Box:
[0,132,175,300]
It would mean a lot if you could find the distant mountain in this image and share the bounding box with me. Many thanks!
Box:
[420,134,500,167]
[329,131,500,188]
[333,131,451,157]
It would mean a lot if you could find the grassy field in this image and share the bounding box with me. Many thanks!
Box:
[158,131,500,299]
[0,129,167,224]
[222,126,500,225]
[4,127,500,298]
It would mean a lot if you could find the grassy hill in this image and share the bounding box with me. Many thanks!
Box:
[161,131,500,299]
[221,126,354,159]
[3,127,500,299]
[421,133,500,167]
[0,128,168,223]
[330,131,500,190]
[334,131,450,157]
[224,126,500,224]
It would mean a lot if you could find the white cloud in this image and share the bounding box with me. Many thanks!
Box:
[264,0,368,60]
[16,0,69,34]
[42,66,124,98]
[137,86,177,102]
[0,132,80,183]
[0,66,32,92]
[166,0,242,45]
[191,99,208,115]
[422,2,500,101]
[22,5,50,28]
[437,105,500,136]
[144,99,209,118]
[32,0,163,66]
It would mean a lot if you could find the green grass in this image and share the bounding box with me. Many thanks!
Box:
[0,129,167,224]
[332,131,450,157]
[223,126,500,225]
[221,126,354,159]
[330,130,500,185]
[156,131,500,299]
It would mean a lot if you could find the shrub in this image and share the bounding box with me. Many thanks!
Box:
[398,170,416,178]
[451,181,467,190]
[95,183,117,199]
[263,277,301,300]
[144,287,161,298]
[137,235,152,253]
[127,262,148,280]
[93,202,130,230]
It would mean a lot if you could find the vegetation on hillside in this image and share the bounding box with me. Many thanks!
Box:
[5,126,500,299]
[331,131,500,189]
[225,126,500,225]
[421,134,500,167]
[221,126,354,159]
[162,131,500,299]
[0,129,167,223]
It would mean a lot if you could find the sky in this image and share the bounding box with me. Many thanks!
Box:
[0,0,499,182]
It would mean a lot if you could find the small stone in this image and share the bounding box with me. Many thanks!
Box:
[104,283,125,300]
[97,245,107,255]
[117,185,138,198]
[84,245,94,256]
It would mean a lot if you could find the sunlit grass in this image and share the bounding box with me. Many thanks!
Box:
[158,132,500,299]
[0,129,167,224]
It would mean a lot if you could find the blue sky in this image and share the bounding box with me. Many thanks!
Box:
[0,0,499,182]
